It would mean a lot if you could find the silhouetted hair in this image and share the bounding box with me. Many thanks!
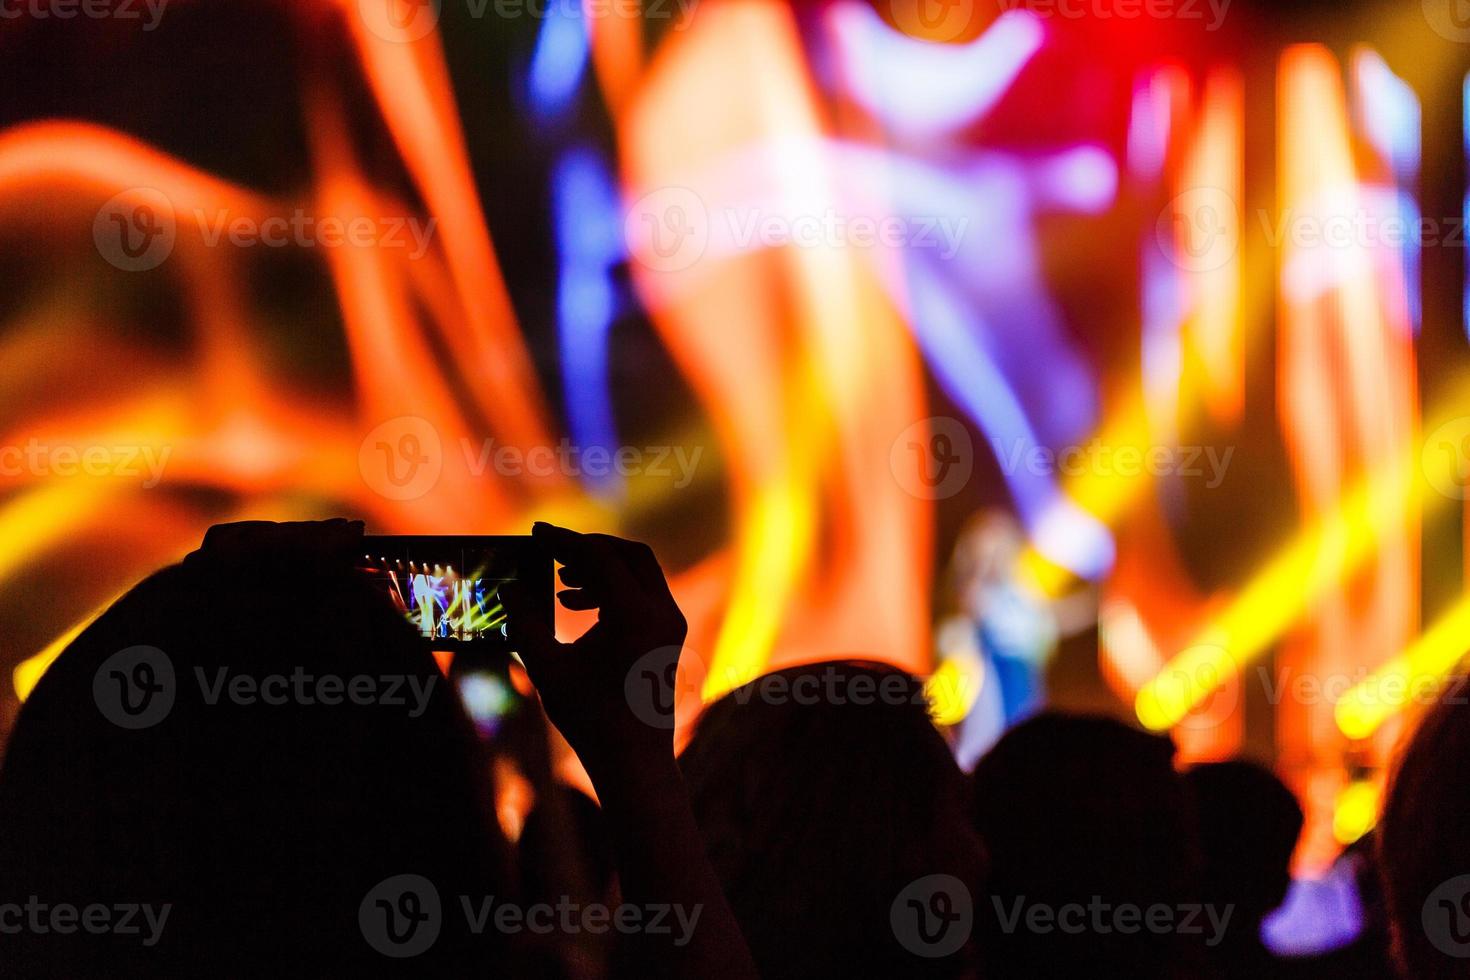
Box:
[1183,761,1302,978]
[971,712,1201,979]
[1380,672,1470,979]
[1185,760,1302,923]
[679,660,983,980]
[0,523,511,976]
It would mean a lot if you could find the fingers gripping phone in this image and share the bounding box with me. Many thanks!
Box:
[358,535,552,738]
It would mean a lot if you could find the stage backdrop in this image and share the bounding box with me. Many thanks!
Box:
[4,0,1470,872]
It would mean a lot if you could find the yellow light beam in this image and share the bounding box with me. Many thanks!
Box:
[1335,594,1470,740]
[1332,779,1381,845]
[1136,457,1418,730]
[1135,363,1470,732]
[13,597,115,701]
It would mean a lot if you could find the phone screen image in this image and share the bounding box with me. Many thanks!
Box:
[363,559,506,642]
[358,535,553,649]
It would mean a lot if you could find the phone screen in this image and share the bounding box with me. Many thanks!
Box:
[359,535,552,649]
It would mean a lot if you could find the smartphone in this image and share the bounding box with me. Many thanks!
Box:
[359,535,551,739]
[358,535,553,648]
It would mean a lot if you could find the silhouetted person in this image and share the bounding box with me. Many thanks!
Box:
[1184,761,1304,978]
[679,661,985,979]
[1379,672,1470,979]
[971,713,1204,979]
[501,522,759,979]
[0,520,759,979]
[0,519,512,976]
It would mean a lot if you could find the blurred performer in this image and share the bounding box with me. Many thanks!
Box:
[937,511,1060,769]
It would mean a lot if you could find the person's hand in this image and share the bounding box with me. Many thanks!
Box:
[500,522,687,783]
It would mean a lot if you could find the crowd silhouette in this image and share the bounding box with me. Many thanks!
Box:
[0,519,1461,977]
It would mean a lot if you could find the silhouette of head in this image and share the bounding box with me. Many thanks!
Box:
[679,660,984,979]
[1184,761,1301,932]
[1380,673,1470,979]
[971,713,1200,978]
[0,521,509,975]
